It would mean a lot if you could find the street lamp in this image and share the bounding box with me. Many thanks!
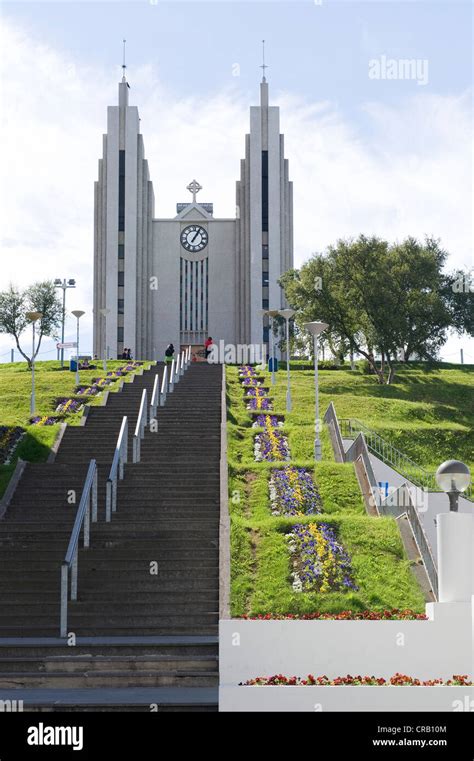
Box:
[304,321,329,461]
[54,278,76,368]
[99,308,110,372]
[71,310,85,386]
[279,308,295,411]
[260,309,280,385]
[25,311,43,415]
[435,460,471,512]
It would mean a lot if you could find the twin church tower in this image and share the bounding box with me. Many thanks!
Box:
[93,66,294,361]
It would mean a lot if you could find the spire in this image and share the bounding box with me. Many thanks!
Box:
[119,39,130,107]
[260,40,269,108]
[260,39,268,83]
[122,39,127,82]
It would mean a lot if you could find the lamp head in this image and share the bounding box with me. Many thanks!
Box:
[99,308,110,317]
[25,311,43,323]
[54,279,62,286]
[435,460,471,494]
[68,279,76,286]
[72,310,85,320]
[303,321,329,337]
[279,308,295,320]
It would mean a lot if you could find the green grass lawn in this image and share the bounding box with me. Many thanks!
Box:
[227,361,474,617]
[0,360,151,496]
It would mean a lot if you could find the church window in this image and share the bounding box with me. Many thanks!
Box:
[118,244,124,259]
[117,327,124,342]
[118,150,125,232]
[262,151,269,232]
[118,271,125,287]
[118,299,124,314]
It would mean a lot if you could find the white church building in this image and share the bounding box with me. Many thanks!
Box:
[93,70,294,361]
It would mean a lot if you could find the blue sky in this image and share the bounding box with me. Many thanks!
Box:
[0,0,472,362]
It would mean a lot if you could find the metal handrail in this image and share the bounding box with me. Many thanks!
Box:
[160,365,168,405]
[132,388,148,463]
[174,354,180,384]
[169,359,175,392]
[340,417,472,501]
[60,459,98,637]
[150,373,160,419]
[179,350,184,376]
[324,403,440,599]
[105,416,128,522]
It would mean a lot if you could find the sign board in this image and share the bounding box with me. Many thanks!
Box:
[57,342,77,349]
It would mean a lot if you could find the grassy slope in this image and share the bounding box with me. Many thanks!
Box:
[0,360,151,495]
[227,362,474,617]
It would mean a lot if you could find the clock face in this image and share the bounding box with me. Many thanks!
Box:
[180,224,208,252]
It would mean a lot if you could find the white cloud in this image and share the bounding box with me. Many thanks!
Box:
[0,18,472,363]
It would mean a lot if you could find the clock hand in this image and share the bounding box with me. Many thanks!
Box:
[191,230,200,243]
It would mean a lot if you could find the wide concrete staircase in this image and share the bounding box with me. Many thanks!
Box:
[0,362,222,711]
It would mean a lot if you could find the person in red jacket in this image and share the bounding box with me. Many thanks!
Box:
[204,336,214,360]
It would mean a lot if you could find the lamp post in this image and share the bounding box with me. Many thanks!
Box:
[99,308,110,372]
[435,460,471,512]
[279,308,295,411]
[54,278,76,368]
[71,310,85,386]
[260,309,280,385]
[25,311,43,415]
[304,321,329,461]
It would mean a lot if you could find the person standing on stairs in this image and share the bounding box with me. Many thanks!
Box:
[165,343,175,364]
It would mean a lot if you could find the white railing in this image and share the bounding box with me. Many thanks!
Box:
[132,388,148,463]
[105,416,128,522]
[160,365,168,405]
[60,459,98,637]
[169,359,175,393]
[150,372,160,420]
[174,354,180,384]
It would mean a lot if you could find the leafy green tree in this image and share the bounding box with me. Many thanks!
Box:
[0,281,63,368]
[280,235,460,384]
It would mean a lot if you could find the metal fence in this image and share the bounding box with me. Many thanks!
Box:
[339,418,472,502]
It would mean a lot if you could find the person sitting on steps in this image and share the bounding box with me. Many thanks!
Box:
[204,336,214,360]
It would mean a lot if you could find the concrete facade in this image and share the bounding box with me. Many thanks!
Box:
[93,77,293,361]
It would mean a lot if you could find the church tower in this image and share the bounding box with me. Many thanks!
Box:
[235,73,294,347]
[93,57,293,361]
[93,69,155,361]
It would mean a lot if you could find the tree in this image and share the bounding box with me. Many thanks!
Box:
[280,235,459,384]
[0,281,63,369]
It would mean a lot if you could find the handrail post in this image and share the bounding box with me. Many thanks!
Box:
[60,563,68,638]
[84,492,90,548]
[160,366,167,405]
[92,468,98,523]
[71,548,78,601]
[174,355,180,384]
[106,479,112,523]
[179,351,185,376]
[169,360,175,393]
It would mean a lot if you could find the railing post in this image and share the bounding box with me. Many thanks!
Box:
[84,492,90,548]
[112,477,118,513]
[71,548,78,601]
[106,479,112,522]
[169,360,175,393]
[91,468,98,523]
[174,356,180,384]
[60,564,68,637]
[160,366,167,405]
[180,351,185,376]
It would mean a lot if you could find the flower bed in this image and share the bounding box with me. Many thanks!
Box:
[75,385,100,396]
[269,467,322,516]
[254,426,290,462]
[241,673,472,686]
[247,396,273,411]
[239,365,258,378]
[30,416,60,426]
[91,377,115,387]
[0,426,25,464]
[55,398,83,415]
[242,378,261,387]
[239,609,428,621]
[252,415,281,428]
[287,523,358,593]
[245,387,268,397]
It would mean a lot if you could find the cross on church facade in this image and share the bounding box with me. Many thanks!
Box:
[187,179,202,203]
